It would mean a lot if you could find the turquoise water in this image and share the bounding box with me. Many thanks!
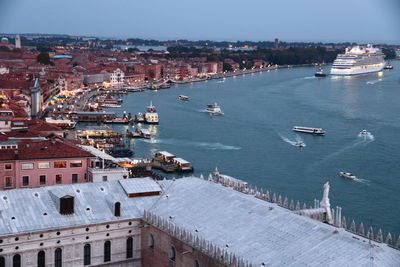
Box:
[109,63,400,235]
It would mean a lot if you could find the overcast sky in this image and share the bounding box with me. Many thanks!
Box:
[0,0,399,43]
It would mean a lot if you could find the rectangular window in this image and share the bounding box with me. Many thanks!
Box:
[56,174,62,184]
[54,161,67,168]
[70,160,82,168]
[22,176,29,186]
[5,177,13,188]
[72,174,78,184]
[21,163,34,170]
[38,162,50,169]
[5,163,12,170]
[102,176,107,182]
[39,175,46,185]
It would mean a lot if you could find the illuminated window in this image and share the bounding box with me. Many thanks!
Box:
[54,161,67,168]
[56,174,62,184]
[22,176,29,186]
[5,163,12,170]
[38,162,50,169]
[70,160,82,168]
[21,163,34,170]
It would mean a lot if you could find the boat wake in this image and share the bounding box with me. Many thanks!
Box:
[304,76,316,80]
[366,79,382,85]
[353,178,370,185]
[357,132,375,142]
[141,138,241,150]
[279,134,306,147]
[216,80,225,83]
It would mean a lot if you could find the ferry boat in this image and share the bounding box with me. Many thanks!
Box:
[204,103,224,115]
[330,44,386,76]
[178,95,190,101]
[340,172,356,180]
[293,126,325,135]
[45,117,77,129]
[144,101,159,124]
[314,66,327,77]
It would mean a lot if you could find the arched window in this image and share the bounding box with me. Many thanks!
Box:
[13,254,21,267]
[0,256,5,267]
[54,248,62,267]
[169,246,176,262]
[126,237,133,258]
[104,241,111,262]
[148,234,154,249]
[194,259,200,267]
[114,202,121,217]
[84,244,91,265]
[38,251,45,267]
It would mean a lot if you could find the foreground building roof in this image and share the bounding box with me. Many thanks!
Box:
[0,177,399,266]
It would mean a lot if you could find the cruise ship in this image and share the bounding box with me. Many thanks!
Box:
[330,44,386,76]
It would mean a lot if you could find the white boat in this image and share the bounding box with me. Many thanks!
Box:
[315,66,327,77]
[101,103,121,108]
[295,141,305,148]
[292,126,325,135]
[360,129,368,135]
[144,101,159,124]
[204,103,224,115]
[340,172,356,180]
[178,95,190,101]
[45,117,76,129]
[330,44,386,76]
[384,62,393,70]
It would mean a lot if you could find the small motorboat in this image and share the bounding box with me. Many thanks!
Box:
[295,141,305,148]
[178,95,190,101]
[204,103,224,115]
[340,172,356,180]
[315,66,327,77]
[360,129,368,135]
[384,62,393,70]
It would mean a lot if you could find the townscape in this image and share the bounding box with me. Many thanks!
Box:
[1,1,400,266]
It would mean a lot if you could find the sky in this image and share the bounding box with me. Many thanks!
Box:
[0,0,399,43]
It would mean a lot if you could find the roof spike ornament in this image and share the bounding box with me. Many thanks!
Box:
[358,222,365,236]
[385,232,392,245]
[320,182,333,224]
[350,220,356,233]
[376,228,383,242]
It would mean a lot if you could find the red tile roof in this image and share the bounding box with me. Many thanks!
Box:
[0,139,94,161]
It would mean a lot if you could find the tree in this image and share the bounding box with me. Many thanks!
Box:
[223,63,233,72]
[37,52,52,65]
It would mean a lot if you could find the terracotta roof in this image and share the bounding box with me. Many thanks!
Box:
[0,139,94,161]
[28,119,63,132]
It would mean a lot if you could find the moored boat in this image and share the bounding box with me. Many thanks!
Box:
[340,172,356,180]
[45,117,77,129]
[204,103,224,115]
[292,126,325,135]
[135,112,145,123]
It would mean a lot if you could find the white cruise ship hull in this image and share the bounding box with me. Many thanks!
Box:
[330,63,385,76]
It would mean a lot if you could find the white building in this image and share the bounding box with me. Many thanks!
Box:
[0,176,399,266]
[110,68,125,86]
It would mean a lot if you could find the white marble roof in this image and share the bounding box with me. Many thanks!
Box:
[118,178,161,195]
[0,177,399,266]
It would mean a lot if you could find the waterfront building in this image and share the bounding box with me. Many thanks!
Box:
[110,68,125,86]
[0,176,399,266]
[0,139,95,190]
